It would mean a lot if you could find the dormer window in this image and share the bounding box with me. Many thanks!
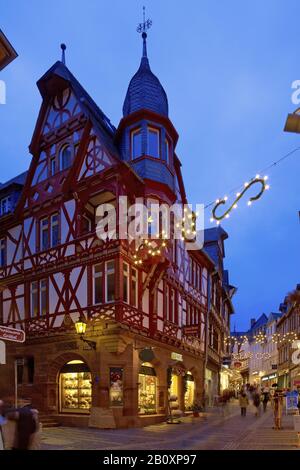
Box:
[0,196,11,216]
[60,145,72,171]
[147,127,160,158]
[131,128,142,159]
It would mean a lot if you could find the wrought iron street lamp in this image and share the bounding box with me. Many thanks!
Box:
[75,315,96,350]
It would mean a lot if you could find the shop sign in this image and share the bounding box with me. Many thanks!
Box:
[171,352,183,362]
[0,326,25,343]
[183,325,199,336]
[56,341,78,352]
[291,341,300,365]
[233,361,242,369]
[286,391,299,412]
[139,348,155,363]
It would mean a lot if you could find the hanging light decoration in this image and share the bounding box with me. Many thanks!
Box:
[210,175,270,224]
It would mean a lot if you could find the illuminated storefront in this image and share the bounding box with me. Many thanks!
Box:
[59,360,92,413]
[184,372,195,410]
[138,363,157,415]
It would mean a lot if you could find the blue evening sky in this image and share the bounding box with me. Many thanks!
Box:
[1,0,299,330]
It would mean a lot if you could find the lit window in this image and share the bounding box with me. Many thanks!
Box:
[131,129,142,159]
[147,128,160,158]
[0,238,6,267]
[60,145,72,171]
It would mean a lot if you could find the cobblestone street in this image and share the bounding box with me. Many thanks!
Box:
[41,402,300,450]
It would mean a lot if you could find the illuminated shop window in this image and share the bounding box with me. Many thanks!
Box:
[138,362,157,415]
[184,372,195,410]
[170,373,179,398]
[60,360,92,414]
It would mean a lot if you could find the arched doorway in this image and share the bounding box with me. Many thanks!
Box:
[138,362,157,415]
[59,360,92,413]
[184,372,195,410]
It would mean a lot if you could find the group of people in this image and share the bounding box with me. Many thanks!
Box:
[238,384,300,430]
[0,400,40,450]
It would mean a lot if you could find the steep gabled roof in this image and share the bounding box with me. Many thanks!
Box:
[249,313,268,332]
[32,60,118,158]
[0,171,28,192]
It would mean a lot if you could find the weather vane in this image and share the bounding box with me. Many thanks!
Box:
[137,6,152,35]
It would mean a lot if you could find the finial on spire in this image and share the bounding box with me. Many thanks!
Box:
[137,6,152,58]
[60,43,66,65]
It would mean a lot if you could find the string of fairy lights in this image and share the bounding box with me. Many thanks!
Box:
[207,145,300,224]
[131,145,300,265]
[224,330,299,347]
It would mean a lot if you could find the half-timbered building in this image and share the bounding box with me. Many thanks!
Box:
[0,32,234,427]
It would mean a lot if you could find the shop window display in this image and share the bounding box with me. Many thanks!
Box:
[60,360,92,413]
[184,373,195,410]
[170,373,179,398]
[138,363,157,415]
[110,367,124,406]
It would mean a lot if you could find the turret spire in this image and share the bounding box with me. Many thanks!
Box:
[136,6,152,60]
[60,43,66,65]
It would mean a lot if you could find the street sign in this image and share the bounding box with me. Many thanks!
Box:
[0,325,25,343]
[0,340,6,364]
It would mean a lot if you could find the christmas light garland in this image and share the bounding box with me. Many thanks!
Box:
[210,175,269,224]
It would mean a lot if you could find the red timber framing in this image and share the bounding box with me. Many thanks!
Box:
[0,60,230,361]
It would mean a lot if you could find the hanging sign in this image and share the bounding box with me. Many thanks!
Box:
[0,326,25,343]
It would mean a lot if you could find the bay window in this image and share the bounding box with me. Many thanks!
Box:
[131,128,142,159]
[93,260,115,304]
[123,262,129,303]
[147,127,160,158]
[131,268,138,307]
[165,138,170,165]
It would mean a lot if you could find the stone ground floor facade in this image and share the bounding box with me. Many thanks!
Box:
[0,323,206,428]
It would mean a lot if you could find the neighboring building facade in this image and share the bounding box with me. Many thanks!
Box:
[277,286,300,389]
[260,313,281,388]
[0,33,234,427]
[204,228,235,404]
[0,29,17,71]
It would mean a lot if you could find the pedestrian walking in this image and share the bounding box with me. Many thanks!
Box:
[273,391,284,430]
[0,400,6,451]
[262,389,270,413]
[6,404,40,450]
[239,392,249,417]
[253,391,261,417]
